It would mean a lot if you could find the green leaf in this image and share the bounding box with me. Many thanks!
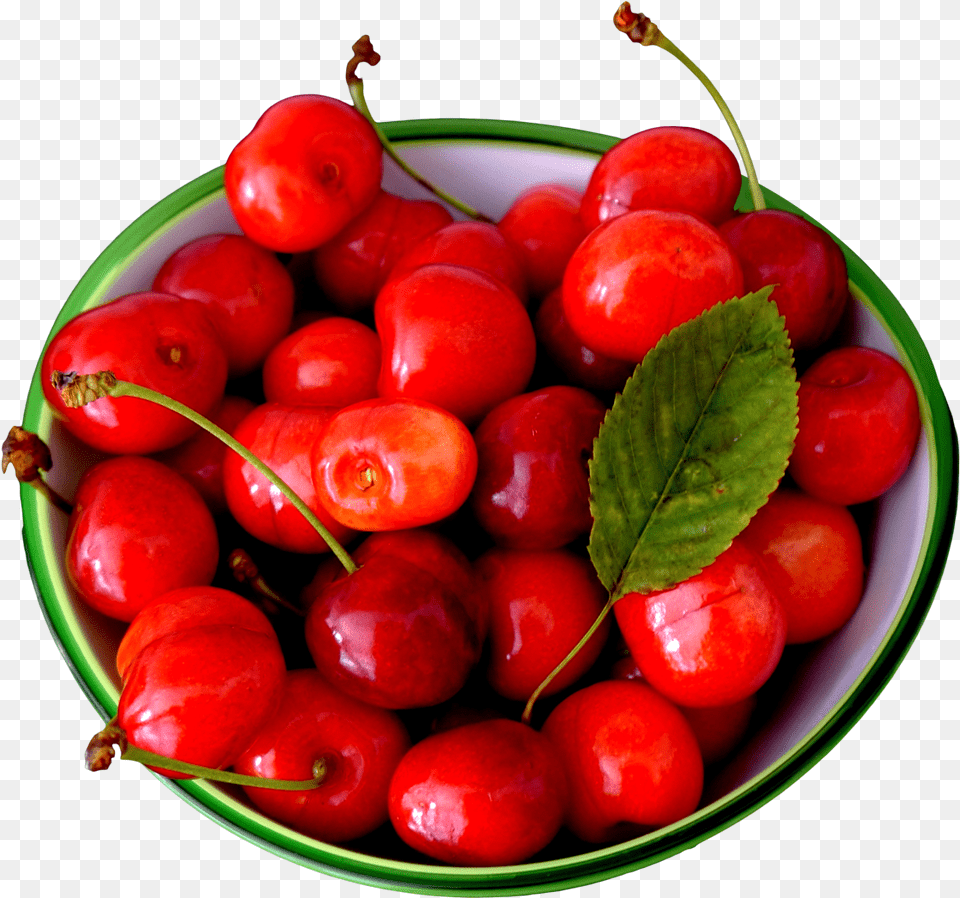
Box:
[588,286,798,599]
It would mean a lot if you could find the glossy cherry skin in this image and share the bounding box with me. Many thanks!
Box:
[719,209,849,351]
[541,679,703,843]
[497,183,587,300]
[261,316,381,409]
[387,718,568,866]
[615,539,786,708]
[376,263,536,426]
[117,587,286,778]
[562,209,744,362]
[232,668,411,843]
[152,233,296,376]
[789,346,921,506]
[610,656,756,766]
[304,552,480,709]
[580,126,742,231]
[740,486,864,644]
[152,394,256,515]
[312,397,478,532]
[66,456,219,622]
[384,220,529,307]
[222,402,356,554]
[470,386,607,550]
[225,94,382,253]
[475,547,611,702]
[41,292,229,455]
[533,286,636,392]
[312,189,453,315]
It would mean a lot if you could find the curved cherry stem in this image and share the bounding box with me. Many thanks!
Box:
[521,596,615,725]
[229,548,306,618]
[52,370,358,576]
[346,35,493,223]
[86,718,326,791]
[2,425,72,514]
[614,4,766,212]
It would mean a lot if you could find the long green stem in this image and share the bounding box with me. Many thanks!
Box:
[53,370,357,575]
[346,36,493,222]
[614,4,766,212]
[521,596,615,725]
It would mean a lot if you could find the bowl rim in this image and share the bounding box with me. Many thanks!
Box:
[18,117,959,894]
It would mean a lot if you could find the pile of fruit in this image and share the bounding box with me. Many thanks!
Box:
[9,6,923,869]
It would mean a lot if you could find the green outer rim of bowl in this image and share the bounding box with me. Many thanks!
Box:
[18,118,959,894]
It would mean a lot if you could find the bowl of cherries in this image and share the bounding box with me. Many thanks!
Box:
[8,8,958,895]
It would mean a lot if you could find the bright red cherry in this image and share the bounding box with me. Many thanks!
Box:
[562,209,744,362]
[384,220,529,307]
[312,189,453,315]
[66,456,219,622]
[533,286,636,392]
[740,486,864,644]
[789,346,921,506]
[541,679,703,843]
[475,547,611,702]
[222,402,356,554]
[261,316,381,409]
[376,264,537,426]
[232,668,411,843]
[224,94,382,253]
[312,397,478,532]
[580,126,742,231]
[152,233,296,376]
[304,552,480,709]
[614,538,786,708]
[41,292,229,455]
[470,386,607,550]
[497,183,587,300]
[719,209,849,351]
[387,718,568,865]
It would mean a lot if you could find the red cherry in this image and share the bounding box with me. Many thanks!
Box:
[541,679,703,843]
[718,209,849,351]
[261,316,381,409]
[232,668,411,843]
[562,209,744,362]
[580,126,742,230]
[152,233,296,376]
[789,346,921,505]
[222,402,356,554]
[740,486,864,644]
[533,286,635,392]
[470,385,607,550]
[304,552,480,709]
[384,220,529,307]
[615,538,786,708]
[224,94,382,253]
[41,292,229,455]
[311,397,478,532]
[66,456,219,622]
[152,394,256,515]
[376,264,536,426]
[475,547,610,702]
[387,718,568,865]
[117,587,286,777]
[312,189,453,315]
[497,183,587,299]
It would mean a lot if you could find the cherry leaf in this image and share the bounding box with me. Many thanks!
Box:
[588,286,798,599]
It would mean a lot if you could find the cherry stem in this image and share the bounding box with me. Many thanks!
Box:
[52,370,358,576]
[2,425,72,514]
[521,596,615,725]
[229,548,306,618]
[613,4,766,212]
[86,718,326,791]
[346,35,493,223]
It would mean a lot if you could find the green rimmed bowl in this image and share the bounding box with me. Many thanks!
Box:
[18,119,958,894]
